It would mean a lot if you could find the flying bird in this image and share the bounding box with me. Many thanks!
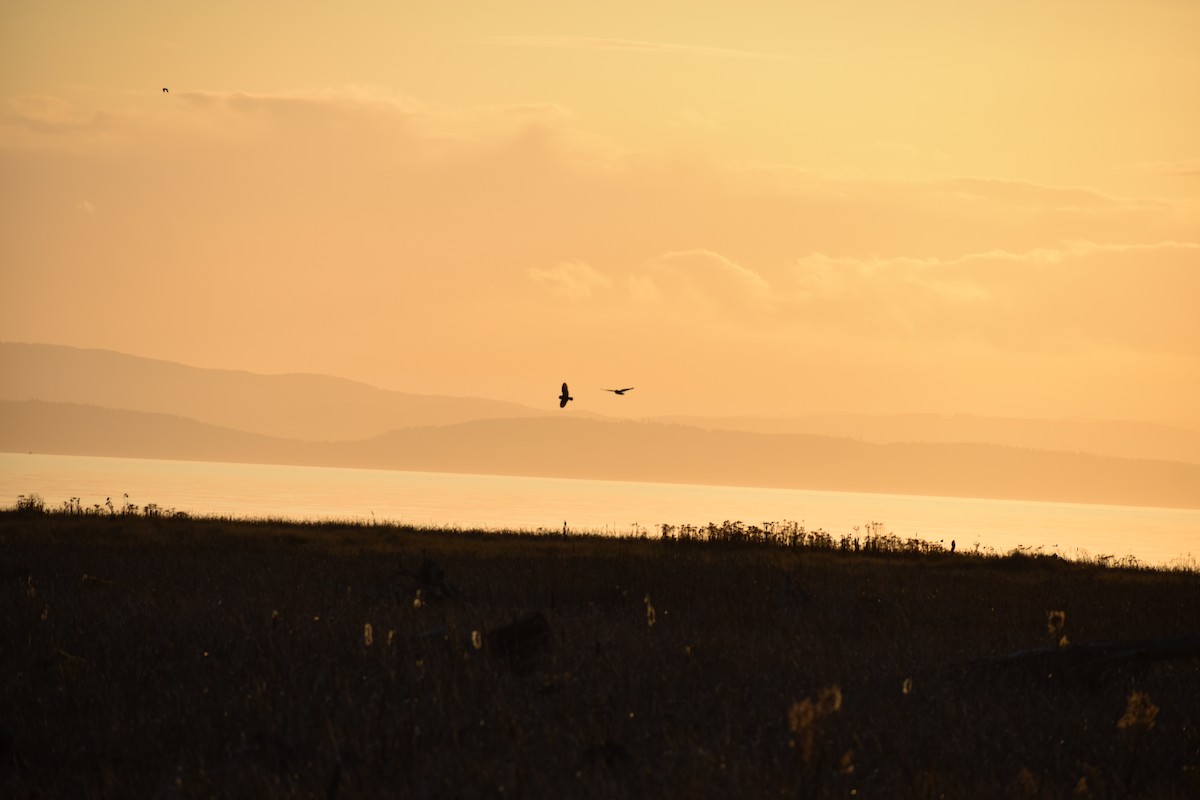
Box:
[604,387,634,395]
[162,87,169,93]
[559,382,573,408]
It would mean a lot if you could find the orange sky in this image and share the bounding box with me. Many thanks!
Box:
[2,1,1198,425]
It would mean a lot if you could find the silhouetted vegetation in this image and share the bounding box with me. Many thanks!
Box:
[3,508,1198,797]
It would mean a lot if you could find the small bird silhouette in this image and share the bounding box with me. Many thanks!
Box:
[559,382,573,408]
[604,387,634,395]
[162,87,169,93]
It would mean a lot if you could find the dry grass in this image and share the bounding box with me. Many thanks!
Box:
[2,510,1198,798]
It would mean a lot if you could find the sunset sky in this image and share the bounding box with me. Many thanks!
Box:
[2,1,1198,425]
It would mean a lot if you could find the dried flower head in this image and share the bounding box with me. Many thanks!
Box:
[788,699,816,733]
[1018,767,1038,795]
[817,685,843,715]
[363,623,374,647]
[1047,610,1069,646]
[787,685,845,765]
[1117,690,1159,733]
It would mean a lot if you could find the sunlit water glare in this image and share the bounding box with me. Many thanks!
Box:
[2,453,1196,569]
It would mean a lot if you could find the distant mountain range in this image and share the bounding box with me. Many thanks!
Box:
[3,342,1199,510]
[1,341,552,440]
[649,413,1200,466]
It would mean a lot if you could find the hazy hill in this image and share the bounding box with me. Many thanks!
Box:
[651,413,1200,465]
[339,418,1200,509]
[0,342,551,440]
[7,342,1195,466]
[5,342,1199,509]
[5,400,1199,510]
[0,400,311,464]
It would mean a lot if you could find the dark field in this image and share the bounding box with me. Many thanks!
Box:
[2,511,1199,798]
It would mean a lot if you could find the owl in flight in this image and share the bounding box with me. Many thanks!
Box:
[559,382,573,408]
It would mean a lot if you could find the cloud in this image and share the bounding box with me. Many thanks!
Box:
[168,87,437,149]
[928,177,1141,211]
[528,261,612,300]
[3,82,1197,415]
[0,86,583,163]
[873,140,951,162]
[479,36,787,60]
[787,241,1200,354]
[2,88,1193,242]
[181,86,427,119]
[743,169,1197,259]
[528,249,777,321]
[639,249,772,308]
[1,95,107,137]
[5,95,75,127]
[672,109,724,131]
[1119,158,1200,178]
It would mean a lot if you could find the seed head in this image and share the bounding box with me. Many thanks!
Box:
[1117,690,1159,733]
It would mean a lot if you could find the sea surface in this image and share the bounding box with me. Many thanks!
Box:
[2,452,1196,569]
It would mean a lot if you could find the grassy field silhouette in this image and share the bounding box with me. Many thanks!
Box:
[3,509,1198,797]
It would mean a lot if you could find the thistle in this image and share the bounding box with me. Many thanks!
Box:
[1118,691,1159,733]
[1047,610,1069,647]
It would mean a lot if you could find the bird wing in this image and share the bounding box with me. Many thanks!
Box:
[620,387,634,392]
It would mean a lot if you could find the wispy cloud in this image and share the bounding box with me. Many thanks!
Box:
[7,86,1198,364]
[479,35,787,60]
[639,249,772,308]
[1118,158,1200,178]
[786,241,1200,354]
[537,240,1200,357]
[527,261,612,301]
[873,140,951,162]
[2,95,104,135]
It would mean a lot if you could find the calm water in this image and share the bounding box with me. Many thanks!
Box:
[2,453,1197,569]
